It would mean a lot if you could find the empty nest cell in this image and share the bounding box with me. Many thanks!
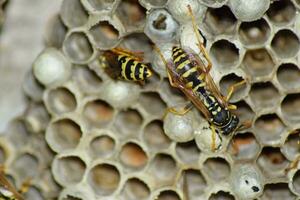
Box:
[282,131,300,160]
[175,140,200,164]
[202,157,231,182]
[139,92,166,117]
[208,191,235,200]
[238,18,271,47]
[233,100,255,123]
[120,33,153,57]
[281,93,300,124]
[24,187,44,200]
[7,119,30,148]
[156,190,180,200]
[266,0,296,25]
[254,113,286,145]
[180,169,207,198]
[12,153,39,179]
[88,163,121,196]
[293,169,300,195]
[277,63,300,91]
[89,134,116,159]
[63,31,93,64]
[210,39,240,70]
[52,156,86,186]
[60,0,88,28]
[84,0,115,11]
[45,87,77,115]
[46,118,82,152]
[83,99,114,128]
[262,183,296,200]
[120,178,150,200]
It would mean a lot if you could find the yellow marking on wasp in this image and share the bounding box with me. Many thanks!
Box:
[182,67,197,78]
[212,111,217,115]
[173,49,184,57]
[192,82,206,92]
[174,53,186,63]
[217,107,221,112]
[203,99,210,107]
[186,82,193,88]
[198,73,205,81]
[177,59,191,70]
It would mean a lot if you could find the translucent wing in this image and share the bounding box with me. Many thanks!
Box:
[0,172,24,200]
[111,47,144,61]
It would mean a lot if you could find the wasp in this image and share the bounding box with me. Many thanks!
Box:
[155,5,250,141]
[100,47,153,84]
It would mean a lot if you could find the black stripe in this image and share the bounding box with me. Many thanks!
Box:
[134,63,142,80]
[125,59,134,80]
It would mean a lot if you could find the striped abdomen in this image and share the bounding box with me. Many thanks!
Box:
[118,55,152,81]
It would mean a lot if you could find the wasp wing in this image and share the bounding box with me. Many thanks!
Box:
[0,172,24,200]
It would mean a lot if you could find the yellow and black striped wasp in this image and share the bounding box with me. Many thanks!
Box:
[100,47,153,85]
[155,5,250,140]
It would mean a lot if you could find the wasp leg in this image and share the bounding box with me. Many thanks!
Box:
[225,80,246,102]
[187,5,212,73]
[237,120,252,132]
[210,125,217,152]
[227,104,237,110]
[163,102,193,119]
[18,178,31,195]
[111,47,144,61]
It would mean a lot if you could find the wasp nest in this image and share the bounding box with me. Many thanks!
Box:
[1,0,300,199]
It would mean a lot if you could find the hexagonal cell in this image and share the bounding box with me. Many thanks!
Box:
[44,15,67,49]
[233,101,255,123]
[88,163,120,196]
[143,120,171,150]
[238,18,271,46]
[89,135,116,159]
[249,82,281,110]
[12,153,39,178]
[219,73,248,102]
[281,94,300,124]
[120,178,150,200]
[46,119,82,152]
[271,29,300,59]
[293,170,300,195]
[24,186,44,200]
[228,132,260,160]
[210,39,239,70]
[148,153,177,187]
[208,191,235,200]
[119,142,148,171]
[116,0,146,31]
[257,147,289,178]
[60,0,88,28]
[254,114,286,145]
[180,169,207,198]
[160,78,186,104]
[262,183,296,200]
[83,100,114,128]
[7,119,30,148]
[282,130,300,160]
[53,156,86,186]
[89,21,120,49]
[143,0,168,7]
[156,190,180,200]
[139,92,166,116]
[63,32,93,63]
[114,109,143,137]
[73,66,103,95]
[277,63,300,91]
[242,48,275,79]
[202,157,231,181]
[204,6,237,36]
[175,141,200,164]
[46,87,77,115]
[85,0,115,11]
[120,33,153,57]
[266,0,296,25]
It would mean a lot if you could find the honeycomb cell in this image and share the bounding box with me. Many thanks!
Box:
[257,147,289,178]
[228,132,260,160]
[277,63,300,91]
[139,92,166,116]
[73,66,102,95]
[262,183,296,200]
[45,87,77,115]
[89,21,120,49]
[180,169,207,198]
[233,101,255,123]
[23,71,44,102]
[281,94,300,124]
[266,0,296,25]
[142,0,168,7]
[271,29,300,58]
[238,18,271,47]
[85,0,115,11]
[63,32,93,64]
[210,39,239,70]
[88,163,120,196]
[149,153,177,186]
[114,109,143,137]
[13,153,39,178]
[208,191,235,200]
[249,82,280,110]
[120,33,153,56]
[219,73,248,102]
[293,170,300,195]
[143,120,171,150]
[156,190,180,200]
[53,156,86,186]
[60,0,88,28]
[204,6,237,36]
[203,157,231,181]
[116,0,146,31]
[120,178,150,200]
[89,135,115,159]
[46,119,82,152]
[7,119,30,148]
[119,142,148,170]
[44,15,67,49]
[24,102,50,133]
[83,100,114,128]
[175,141,200,164]
[24,187,44,200]
[254,114,286,145]
[282,131,300,160]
